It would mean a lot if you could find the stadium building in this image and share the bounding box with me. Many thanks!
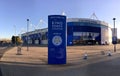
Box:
[67,18,112,45]
[21,28,48,45]
[21,18,113,46]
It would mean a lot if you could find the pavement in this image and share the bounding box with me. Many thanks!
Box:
[0,45,120,76]
[0,46,116,65]
[1,47,48,65]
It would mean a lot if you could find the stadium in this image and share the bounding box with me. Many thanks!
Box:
[21,17,113,46]
[67,18,112,45]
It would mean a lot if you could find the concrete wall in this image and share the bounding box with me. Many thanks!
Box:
[101,26,112,45]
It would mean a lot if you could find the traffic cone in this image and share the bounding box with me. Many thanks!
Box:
[107,50,112,56]
[83,52,88,59]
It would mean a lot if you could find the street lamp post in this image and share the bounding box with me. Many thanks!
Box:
[113,18,116,52]
[14,25,16,46]
[27,19,29,51]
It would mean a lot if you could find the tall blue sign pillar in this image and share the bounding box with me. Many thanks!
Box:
[48,15,66,64]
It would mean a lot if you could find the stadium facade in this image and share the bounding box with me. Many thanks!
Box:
[21,28,48,45]
[21,18,113,45]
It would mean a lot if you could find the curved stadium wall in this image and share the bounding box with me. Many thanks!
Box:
[21,18,112,46]
[67,18,112,45]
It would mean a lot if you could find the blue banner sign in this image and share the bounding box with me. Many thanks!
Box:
[112,36,117,44]
[48,15,66,64]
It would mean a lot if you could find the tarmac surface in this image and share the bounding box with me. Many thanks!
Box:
[0,44,120,76]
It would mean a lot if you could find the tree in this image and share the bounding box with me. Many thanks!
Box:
[11,36,23,45]
[16,36,23,45]
[11,36,15,44]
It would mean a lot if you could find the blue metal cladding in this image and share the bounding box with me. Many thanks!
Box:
[34,33,41,44]
[38,33,41,44]
[34,34,38,40]
[67,35,73,46]
[46,32,48,39]
[22,33,42,45]
[67,22,101,45]
[73,26,100,32]
[73,36,80,40]
[48,15,66,64]
[22,36,27,44]
[67,26,73,45]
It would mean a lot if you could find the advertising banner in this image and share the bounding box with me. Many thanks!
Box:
[48,15,66,64]
[112,36,117,44]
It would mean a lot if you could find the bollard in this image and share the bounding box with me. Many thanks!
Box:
[83,53,88,60]
[101,51,105,55]
[16,46,22,55]
[107,50,112,56]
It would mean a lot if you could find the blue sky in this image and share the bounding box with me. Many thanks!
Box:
[0,0,120,39]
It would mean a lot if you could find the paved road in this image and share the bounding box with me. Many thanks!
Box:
[1,44,120,76]
[1,51,120,76]
[0,45,13,76]
[85,56,120,76]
